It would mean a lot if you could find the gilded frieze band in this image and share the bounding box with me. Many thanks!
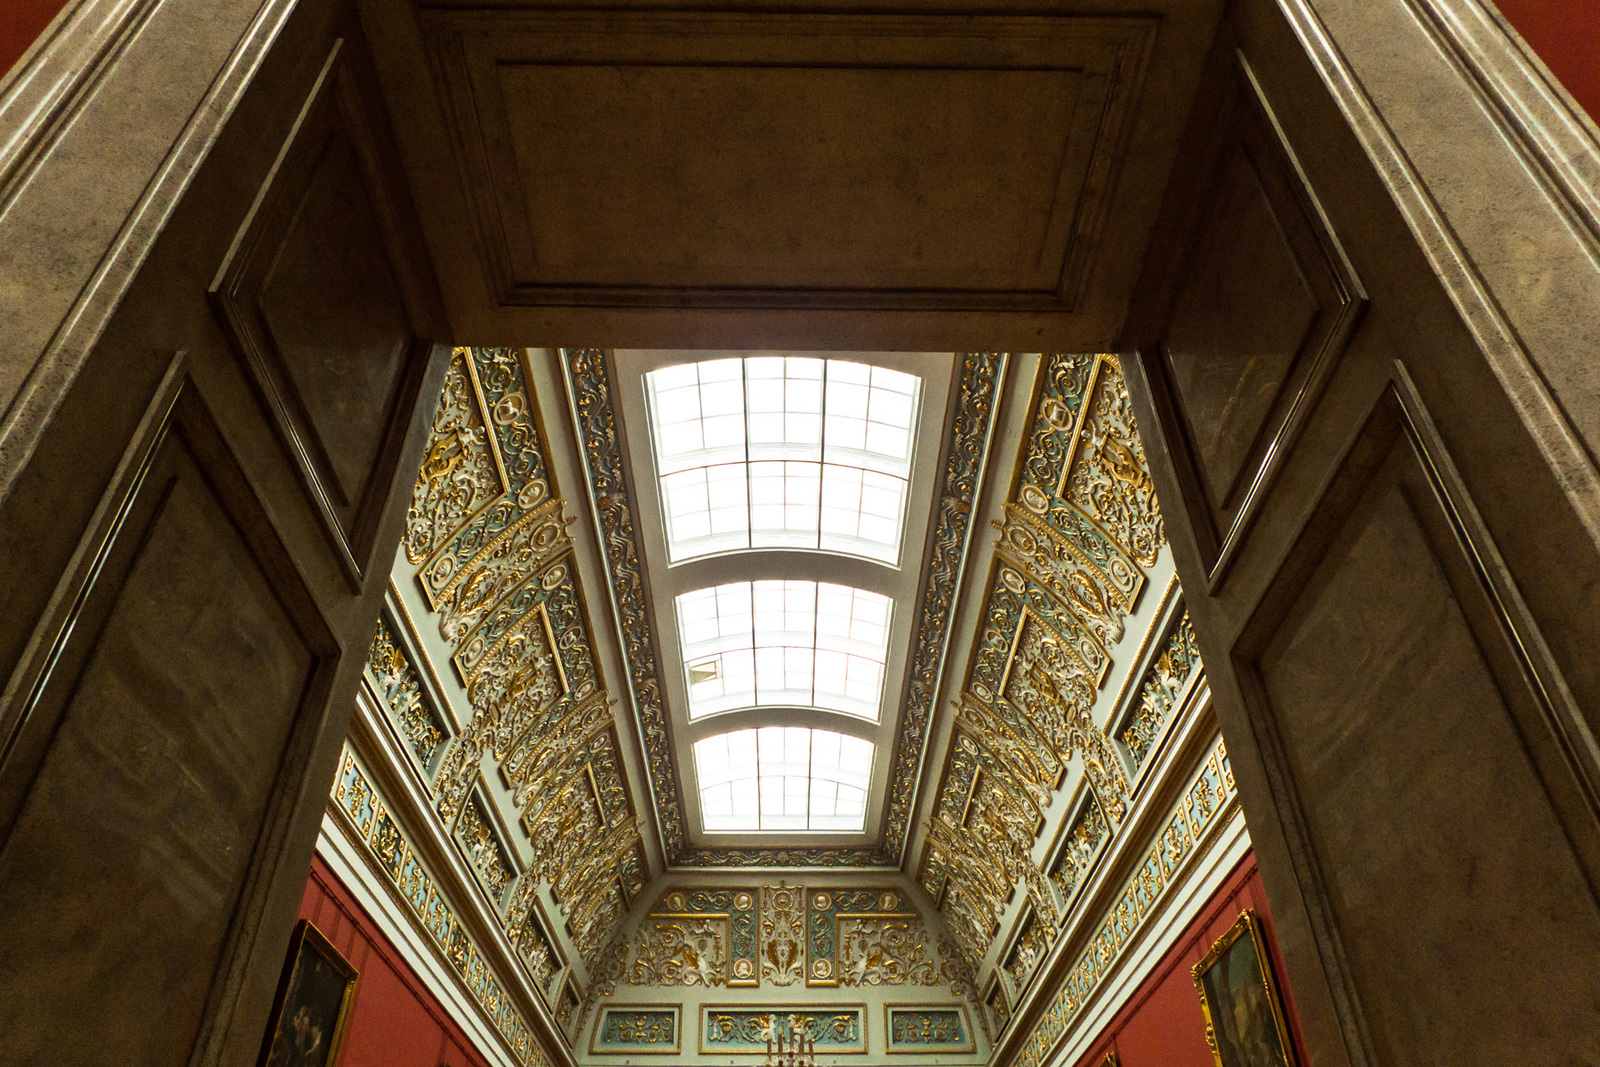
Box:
[331,744,546,1066]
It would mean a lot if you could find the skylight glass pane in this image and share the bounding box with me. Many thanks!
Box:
[676,581,891,720]
[693,727,875,832]
[645,357,920,563]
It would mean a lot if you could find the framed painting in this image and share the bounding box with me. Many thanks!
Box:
[259,920,359,1067]
[1192,910,1296,1067]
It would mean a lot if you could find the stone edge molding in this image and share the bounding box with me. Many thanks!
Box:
[559,348,1005,869]
[0,0,300,502]
[1278,0,1600,554]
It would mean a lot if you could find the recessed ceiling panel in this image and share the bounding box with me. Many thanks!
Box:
[428,12,1156,310]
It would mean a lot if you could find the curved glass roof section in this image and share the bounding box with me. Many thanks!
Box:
[645,357,920,563]
[676,580,891,721]
[693,727,874,831]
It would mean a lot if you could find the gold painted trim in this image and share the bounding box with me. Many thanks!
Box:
[1054,354,1105,498]
[1103,571,1181,731]
[698,1003,870,1055]
[1191,909,1298,1067]
[386,579,454,726]
[883,1003,976,1054]
[589,1003,683,1056]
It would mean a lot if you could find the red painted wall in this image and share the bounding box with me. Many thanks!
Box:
[1,0,69,80]
[1495,0,1600,123]
[1069,853,1309,1067]
[291,856,495,1067]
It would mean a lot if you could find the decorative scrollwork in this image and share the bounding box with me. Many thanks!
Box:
[367,618,445,769]
[562,348,688,858]
[1122,612,1201,768]
[457,790,517,900]
[598,1009,675,1046]
[1002,909,1052,990]
[917,354,1196,1043]
[760,882,806,986]
[1065,358,1162,566]
[836,916,941,986]
[882,352,1007,860]
[704,1010,863,1050]
[405,349,505,567]
[628,917,729,986]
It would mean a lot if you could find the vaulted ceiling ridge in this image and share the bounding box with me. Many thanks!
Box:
[558,348,1007,869]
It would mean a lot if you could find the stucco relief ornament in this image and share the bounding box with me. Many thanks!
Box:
[761,883,806,986]
[405,350,503,566]
[836,917,940,986]
[629,918,729,986]
[1065,363,1162,567]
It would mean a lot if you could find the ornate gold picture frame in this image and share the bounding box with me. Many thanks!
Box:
[1191,910,1296,1067]
[258,919,358,1067]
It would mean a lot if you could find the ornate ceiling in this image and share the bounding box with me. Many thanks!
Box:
[327,347,1227,1067]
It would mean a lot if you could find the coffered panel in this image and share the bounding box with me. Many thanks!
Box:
[426,12,1154,312]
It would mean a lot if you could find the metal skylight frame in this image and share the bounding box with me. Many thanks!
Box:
[645,357,920,564]
[693,726,875,832]
[674,579,892,722]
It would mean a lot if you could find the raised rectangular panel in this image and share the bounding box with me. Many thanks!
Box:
[212,39,439,588]
[1144,54,1365,586]
[0,376,335,1065]
[429,12,1155,311]
[1239,385,1600,1066]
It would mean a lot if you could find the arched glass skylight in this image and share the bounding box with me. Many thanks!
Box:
[694,727,874,831]
[646,357,920,563]
[675,580,891,721]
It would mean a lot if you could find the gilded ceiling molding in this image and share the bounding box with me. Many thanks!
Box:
[561,347,689,858]
[916,354,1194,1022]
[368,617,448,772]
[1011,737,1236,1067]
[882,351,1007,861]
[395,347,650,987]
[1120,613,1201,769]
[559,349,1005,868]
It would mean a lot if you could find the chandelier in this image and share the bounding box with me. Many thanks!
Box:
[764,1014,816,1067]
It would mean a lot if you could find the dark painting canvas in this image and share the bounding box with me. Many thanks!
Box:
[1193,911,1294,1067]
[261,921,357,1067]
